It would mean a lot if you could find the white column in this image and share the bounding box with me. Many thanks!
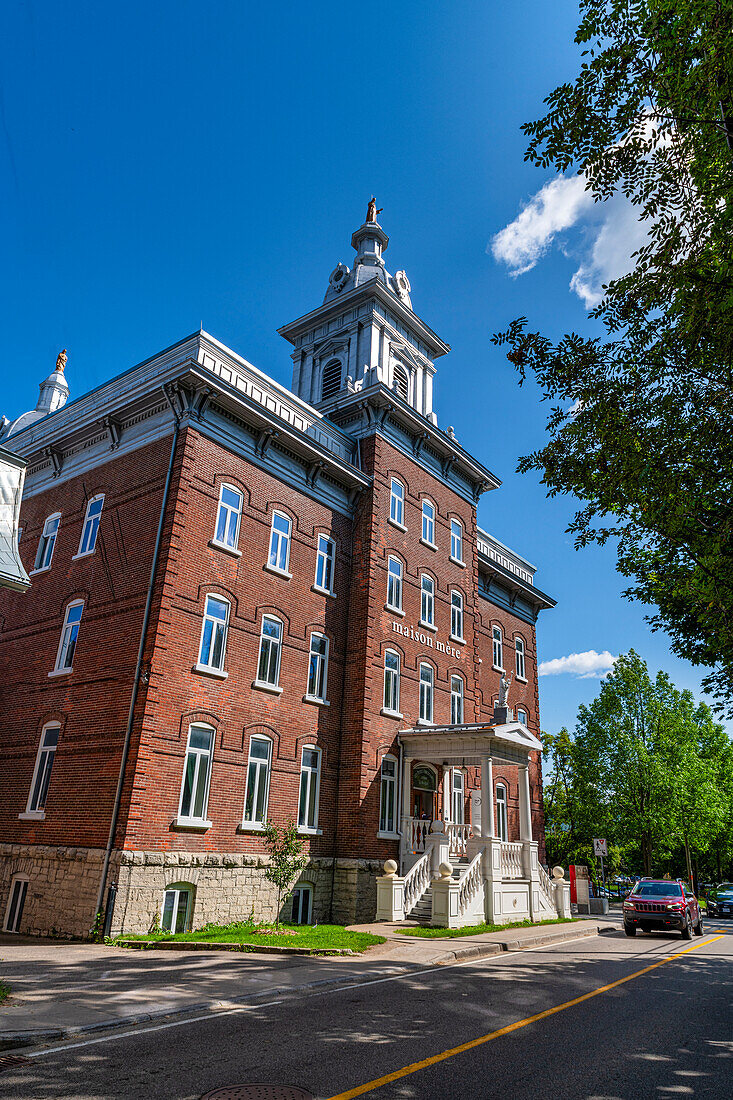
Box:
[442,766,450,824]
[481,756,494,839]
[519,763,533,841]
[402,758,412,819]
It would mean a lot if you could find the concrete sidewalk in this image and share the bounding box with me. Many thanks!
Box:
[0,916,618,1050]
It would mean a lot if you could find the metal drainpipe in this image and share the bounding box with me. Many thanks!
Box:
[94,394,181,923]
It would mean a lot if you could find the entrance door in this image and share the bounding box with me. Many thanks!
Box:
[412,765,437,820]
[4,875,28,933]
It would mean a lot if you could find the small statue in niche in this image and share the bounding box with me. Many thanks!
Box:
[366,197,383,223]
[498,671,513,709]
[56,349,68,372]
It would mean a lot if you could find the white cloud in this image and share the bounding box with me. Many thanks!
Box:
[538,650,617,679]
[491,176,648,307]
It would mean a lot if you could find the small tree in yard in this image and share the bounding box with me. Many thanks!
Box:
[262,821,307,930]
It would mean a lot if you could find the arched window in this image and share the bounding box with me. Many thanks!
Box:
[383,650,401,715]
[451,675,464,724]
[379,754,398,834]
[321,359,342,400]
[243,734,273,825]
[452,769,465,825]
[419,663,434,723]
[496,783,508,842]
[393,364,409,401]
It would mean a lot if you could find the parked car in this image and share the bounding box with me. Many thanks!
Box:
[623,879,703,939]
[707,883,733,918]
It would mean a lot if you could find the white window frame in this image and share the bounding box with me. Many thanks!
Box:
[379,754,398,835]
[255,614,284,691]
[450,590,464,642]
[3,874,29,933]
[177,723,214,826]
[213,483,243,554]
[452,769,465,824]
[517,707,528,726]
[298,746,321,832]
[243,735,272,827]
[291,884,313,924]
[386,556,403,612]
[52,600,84,675]
[305,632,329,703]
[496,783,508,842]
[161,884,193,933]
[24,723,60,818]
[34,512,61,572]
[492,626,504,670]
[421,499,436,547]
[382,649,401,716]
[267,510,292,577]
[451,675,464,724]
[420,574,435,628]
[389,478,405,529]
[450,519,464,564]
[314,534,336,595]
[196,594,230,676]
[75,495,104,558]
[515,636,526,680]
[419,662,434,724]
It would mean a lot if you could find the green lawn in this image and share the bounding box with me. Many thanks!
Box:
[115,921,385,953]
[0,980,10,1004]
[398,916,575,938]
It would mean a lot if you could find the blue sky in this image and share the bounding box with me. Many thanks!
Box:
[2,0,722,734]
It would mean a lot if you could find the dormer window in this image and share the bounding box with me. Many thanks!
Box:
[392,364,409,401]
[321,359,342,401]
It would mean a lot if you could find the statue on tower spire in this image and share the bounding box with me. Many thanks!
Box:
[366,197,383,223]
[55,349,68,373]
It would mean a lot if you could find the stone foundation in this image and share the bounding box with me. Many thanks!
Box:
[0,844,386,937]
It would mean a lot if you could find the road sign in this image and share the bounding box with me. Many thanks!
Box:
[593,838,607,856]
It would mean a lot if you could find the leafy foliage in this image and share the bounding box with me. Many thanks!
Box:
[493,0,733,712]
[262,820,308,929]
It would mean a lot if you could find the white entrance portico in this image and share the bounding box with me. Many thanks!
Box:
[376,719,569,927]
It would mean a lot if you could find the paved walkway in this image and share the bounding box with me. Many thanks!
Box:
[0,914,619,1049]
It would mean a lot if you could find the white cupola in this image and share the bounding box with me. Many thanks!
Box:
[0,351,71,440]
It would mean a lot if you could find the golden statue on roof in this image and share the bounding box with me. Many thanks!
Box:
[55,349,68,372]
[366,197,383,223]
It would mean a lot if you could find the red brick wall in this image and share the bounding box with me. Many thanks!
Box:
[0,436,174,848]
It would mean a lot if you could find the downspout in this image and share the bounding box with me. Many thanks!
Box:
[94,390,181,924]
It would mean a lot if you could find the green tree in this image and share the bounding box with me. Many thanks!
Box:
[262,821,308,930]
[493,0,733,714]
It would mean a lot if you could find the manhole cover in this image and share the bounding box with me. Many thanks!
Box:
[0,1055,32,1074]
[200,1089,313,1100]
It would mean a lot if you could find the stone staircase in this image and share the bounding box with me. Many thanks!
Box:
[409,857,472,926]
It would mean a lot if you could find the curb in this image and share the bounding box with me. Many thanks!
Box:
[114,939,358,956]
[0,924,613,1052]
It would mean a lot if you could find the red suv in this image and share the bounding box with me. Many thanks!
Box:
[623,879,703,939]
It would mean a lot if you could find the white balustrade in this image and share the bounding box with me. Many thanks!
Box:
[456,851,483,916]
[405,817,431,854]
[537,861,553,902]
[501,841,524,880]
[403,851,432,916]
[446,822,472,858]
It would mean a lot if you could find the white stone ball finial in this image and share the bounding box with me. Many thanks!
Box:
[383,859,398,877]
[552,865,564,880]
[438,860,453,881]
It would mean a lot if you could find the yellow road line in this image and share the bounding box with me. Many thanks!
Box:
[325,935,723,1100]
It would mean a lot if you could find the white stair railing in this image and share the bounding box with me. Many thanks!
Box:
[501,841,524,880]
[403,850,432,916]
[446,822,472,858]
[456,851,483,917]
[405,817,430,854]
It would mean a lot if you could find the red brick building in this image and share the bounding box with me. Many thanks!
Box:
[0,208,555,936]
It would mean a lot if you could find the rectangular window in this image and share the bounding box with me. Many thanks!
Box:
[422,500,435,545]
[298,746,321,830]
[383,650,401,714]
[390,479,405,527]
[268,511,292,574]
[35,513,60,571]
[314,535,335,594]
[515,637,526,679]
[386,556,403,611]
[492,626,503,670]
[214,484,243,550]
[451,590,464,641]
[451,675,464,724]
[452,770,465,824]
[496,785,508,842]
[244,736,272,825]
[162,887,191,933]
[517,707,528,725]
[178,724,214,823]
[77,496,104,556]
[257,615,283,686]
[306,633,329,701]
[27,725,59,813]
[54,602,83,672]
[419,663,434,723]
[291,885,312,924]
[198,595,229,672]
[450,519,463,563]
[420,574,435,627]
[379,756,397,833]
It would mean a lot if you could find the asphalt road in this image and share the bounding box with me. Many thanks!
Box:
[2,919,732,1100]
